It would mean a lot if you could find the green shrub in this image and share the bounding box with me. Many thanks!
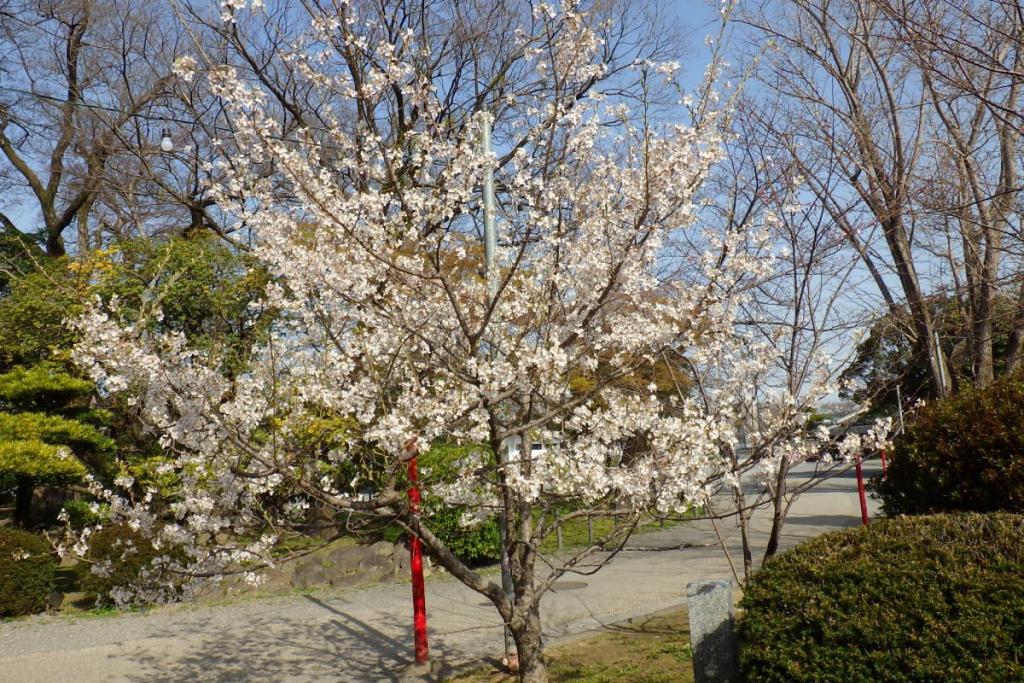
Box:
[80,525,184,606]
[0,527,57,617]
[423,507,501,565]
[419,443,501,565]
[738,513,1024,683]
[61,499,108,529]
[875,373,1024,514]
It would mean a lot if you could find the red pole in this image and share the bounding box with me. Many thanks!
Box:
[855,454,869,526]
[406,442,429,665]
[880,448,888,479]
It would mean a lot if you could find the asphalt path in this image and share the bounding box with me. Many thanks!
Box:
[0,460,882,682]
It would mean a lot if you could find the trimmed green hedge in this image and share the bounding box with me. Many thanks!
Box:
[875,373,1024,514]
[0,527,57,617]
[738,513,1024,682]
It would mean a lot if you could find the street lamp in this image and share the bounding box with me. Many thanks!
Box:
[160,129,174,153]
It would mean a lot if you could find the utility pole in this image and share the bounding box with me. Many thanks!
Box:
[481,115,517,667]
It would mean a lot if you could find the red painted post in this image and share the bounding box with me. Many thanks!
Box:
[855,454,869,526]
[406,440,429,665]
[880,448,888,479]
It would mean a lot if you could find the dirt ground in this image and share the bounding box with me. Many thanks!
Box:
[447,608,694,683]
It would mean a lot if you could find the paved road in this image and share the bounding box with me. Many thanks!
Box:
[0,461,881,682]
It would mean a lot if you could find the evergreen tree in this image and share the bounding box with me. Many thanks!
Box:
[0,365,114,527]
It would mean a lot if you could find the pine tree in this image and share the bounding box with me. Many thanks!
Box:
[0,365,114,526]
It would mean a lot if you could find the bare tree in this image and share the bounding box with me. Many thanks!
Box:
[689,105,880,580]
[878,0,1024,382]
[0,0,225,256]
[740,0,952,395]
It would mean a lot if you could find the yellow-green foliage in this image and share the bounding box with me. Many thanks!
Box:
[0,440,86,483]
[0,262,83,370]
[0,366,112,517]
[0,412,115,457]
[0,365,93,410]
[0,374,115,486]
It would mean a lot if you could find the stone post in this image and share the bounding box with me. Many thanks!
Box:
[687,579,739,683]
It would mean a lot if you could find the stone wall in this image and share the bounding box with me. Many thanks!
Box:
[213,540,422,599]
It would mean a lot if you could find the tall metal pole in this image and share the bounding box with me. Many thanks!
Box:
[482,117,498,291]
[895,383,905,434]
[482,116,517,664]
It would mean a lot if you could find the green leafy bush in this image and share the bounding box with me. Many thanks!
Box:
[419,444,501,565]
[423,507,501,565]
[0,262,82,371]
[0,366,94,411]
[61,499,108,529]
[80,525,184,606]
[739,513,1024,683]
[0,527,57,617]
[93,235,272,376]
[875,373,1024,514]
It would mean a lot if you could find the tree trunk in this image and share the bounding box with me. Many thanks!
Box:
[733,484,753,583]
[972,286,995,386]
[762,458,791,562]
[1005,283,1024,373]
[882,219,947,397]
[14,476,34,527]
[511,602,548,683]
[45,226,66,257]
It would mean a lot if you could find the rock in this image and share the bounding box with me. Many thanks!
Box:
[392,545,411,576]
[328,545,372,573]
[330,569,364,588]
[687,579,739,683]
[371,540,396,557]
[357,553,394,581]
[291,562,330,590]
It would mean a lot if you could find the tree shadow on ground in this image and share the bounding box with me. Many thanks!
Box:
[121,595,451,682]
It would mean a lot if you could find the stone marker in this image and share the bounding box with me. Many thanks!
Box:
[687,579,739,683]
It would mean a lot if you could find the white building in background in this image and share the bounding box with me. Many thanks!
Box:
[502,434,560,460]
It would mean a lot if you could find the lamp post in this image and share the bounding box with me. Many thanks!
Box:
[481,116,518,669]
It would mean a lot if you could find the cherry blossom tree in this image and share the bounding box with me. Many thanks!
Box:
[66,2,886,680]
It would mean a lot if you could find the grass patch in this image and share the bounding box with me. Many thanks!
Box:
[448,608,694,683]
[538,508,697,554]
